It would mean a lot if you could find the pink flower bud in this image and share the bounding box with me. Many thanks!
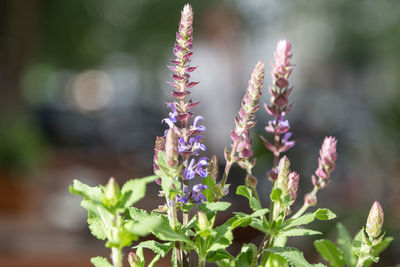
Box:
[315,136,338,180]
[288,171,299,204]
[165,129,179,168]
[366,201,384,239]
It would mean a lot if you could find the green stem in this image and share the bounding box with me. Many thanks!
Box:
[111,247,123,267]
[198,257,206,267]
[292,186,319,219]
[259,236,275,266]
[250,233,271,267]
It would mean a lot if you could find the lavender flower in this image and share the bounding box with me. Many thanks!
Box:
[178,184,208,205]
[315,136,338,181]
[161,4,208,184]
[366,201,384,239]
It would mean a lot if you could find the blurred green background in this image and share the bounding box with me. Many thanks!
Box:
[0,0,399,266]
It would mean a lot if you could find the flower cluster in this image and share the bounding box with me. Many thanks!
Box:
[158,4,208,205]
[261,40,296,180]
[312,136,338,188]
[230,61,265,160]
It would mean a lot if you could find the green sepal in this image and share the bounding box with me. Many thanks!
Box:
[202,175,215,202]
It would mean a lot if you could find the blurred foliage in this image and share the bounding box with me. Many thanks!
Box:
[0,113,46,174]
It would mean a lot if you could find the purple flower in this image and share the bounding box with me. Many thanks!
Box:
[192,183,208,204]
[183,157,208,180]
[177,184,208,205]
[167,102,178,123]
[280,132,295,152]
[265,112,290,133]
[191,116,206,132]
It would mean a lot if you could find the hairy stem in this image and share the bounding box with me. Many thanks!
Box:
[111,247,123,267]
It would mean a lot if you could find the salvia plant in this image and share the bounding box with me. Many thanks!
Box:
[70,4,393,267]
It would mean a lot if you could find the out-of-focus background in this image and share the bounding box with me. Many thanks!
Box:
[0,0,399,266]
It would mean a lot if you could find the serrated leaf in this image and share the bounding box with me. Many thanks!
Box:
[119,175,157,208]
[314,239,345,267]
[207,249,234,262]
[203,201,231,211]
[129,207,149,221]
[315,209,336,220]
[336,223,354,266]
[234,243,257,267]
[250,218,268,233]
[70,179,102,202]
[90,256,113,267]
[281,228,322,237]
[266,247,327,267]
[134,241,173,257]
[125,215,162,236]
[88,218,107,240]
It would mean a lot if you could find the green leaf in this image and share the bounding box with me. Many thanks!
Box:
[270,188,282,202]
[208,224,234,251]
[119,175,157,209]
[129,207,149,221]
[364,236,394,267]
[352,230,363,257]
[202,175,215,202]
[236,185,262,211]
[314,239,345,267]
[134,241,173,257]
[148,255,161,267]
[70,179,102,202]
[151,215,193,244]
[90,257,113,267]
[336,223,354,266]
[281,228,322,237]
[314,209,336,220]
[266,247,327,267]
[88,218,107,240]
[125,215,162,236]
[234,243,257,267]
[203,201,231,212]
[282,213,317,229]
[207,249,234,262]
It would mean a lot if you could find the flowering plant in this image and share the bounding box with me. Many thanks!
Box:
[70,4,392,267]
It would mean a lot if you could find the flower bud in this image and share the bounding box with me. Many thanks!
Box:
[246,174,258,188]
[305,193,317,206]
[208,155,219,182]
[366,201,384,239]
[198,211,209,231]
[128,252,141,267]
[276,156,290,194]
[165,129,179,168]
[315,136,337,180]
[288,171,299,204]
[103,177,120,207]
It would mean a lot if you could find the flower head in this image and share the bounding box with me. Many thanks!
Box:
[366,201,384,239]
[315,136,338,180]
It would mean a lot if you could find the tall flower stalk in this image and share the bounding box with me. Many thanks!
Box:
[217,60,265,198]
[261,39,295,181]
